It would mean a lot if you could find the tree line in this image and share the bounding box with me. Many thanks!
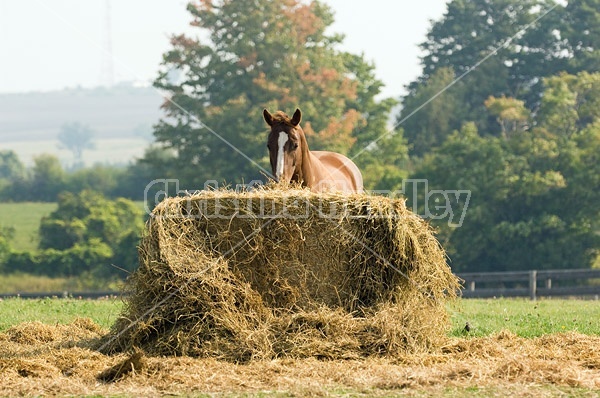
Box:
[1,0,599,279]
[0,149,160,202]
[0,190,143,282]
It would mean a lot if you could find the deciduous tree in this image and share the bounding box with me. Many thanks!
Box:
[58,122,95,167]
[0,150,25,181]
[150,0,400,187]
[400,0,600,156]
[39,190,144,276]
[408,73,600,272]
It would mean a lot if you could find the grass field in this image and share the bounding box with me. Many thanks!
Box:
[449,298,600,337]
[0,297,120,332]
[0,202,57,251]
[2,297,599,337]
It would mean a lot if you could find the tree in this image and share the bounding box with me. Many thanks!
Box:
[118,146,179,200]
[0,225,15,270]
[0,150,26,181]
[409,125,591,272]
[399,0,600,157]
[0,150,27,200]
[39,190,144,277]
[358,129,410,191]
[66,165,123,197]
[397,0,600,271]
[561,0,600,73]
[58,122,95,167]
[484,95,530,138]
[398,67,462,157]
[408,74,600,272]
[30,154,66,202]
[538,72,600,137]
[150,0,398,187]
[417,0,542,103]
[538,73,600,246]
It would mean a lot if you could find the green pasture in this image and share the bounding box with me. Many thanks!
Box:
[0,202,57,251]
[449,298,600,338]
[1,297,599,337]
[0,297,121,331]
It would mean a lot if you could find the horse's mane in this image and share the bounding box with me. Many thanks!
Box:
[271,111,295,126]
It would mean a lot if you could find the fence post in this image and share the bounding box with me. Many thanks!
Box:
[529,270,537,301]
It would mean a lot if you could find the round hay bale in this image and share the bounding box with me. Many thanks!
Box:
[102,188,460,361]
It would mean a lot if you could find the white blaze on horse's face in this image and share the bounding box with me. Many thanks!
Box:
[276,131,289,180]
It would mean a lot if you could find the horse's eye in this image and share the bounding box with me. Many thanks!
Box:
[290,142,298,150]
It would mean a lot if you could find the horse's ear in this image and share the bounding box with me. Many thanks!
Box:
[263,109,274,126]
[291,108,302,126]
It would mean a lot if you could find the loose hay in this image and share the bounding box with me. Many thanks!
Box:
[102,188,460,360]
[97,350,145,382]
[1,321,599,396]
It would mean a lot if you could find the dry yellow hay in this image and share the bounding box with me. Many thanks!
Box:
[0,320,599,396]
[102,188,460,360]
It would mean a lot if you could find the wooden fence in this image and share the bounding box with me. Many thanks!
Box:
[457,269,600,300]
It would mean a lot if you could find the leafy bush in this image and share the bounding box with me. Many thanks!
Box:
[2,190,145,279]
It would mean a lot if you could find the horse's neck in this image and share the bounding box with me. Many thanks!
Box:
[297,130,318,187]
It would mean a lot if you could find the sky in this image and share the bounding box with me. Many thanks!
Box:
[0,0,448,99]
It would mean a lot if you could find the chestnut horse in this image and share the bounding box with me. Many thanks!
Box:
[263,108,363,193]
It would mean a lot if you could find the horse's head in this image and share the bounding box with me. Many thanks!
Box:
[263,108,303,183]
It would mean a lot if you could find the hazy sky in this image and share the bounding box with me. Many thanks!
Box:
[0,0,448,99]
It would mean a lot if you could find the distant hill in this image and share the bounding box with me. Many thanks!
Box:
[0,84,164,166]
